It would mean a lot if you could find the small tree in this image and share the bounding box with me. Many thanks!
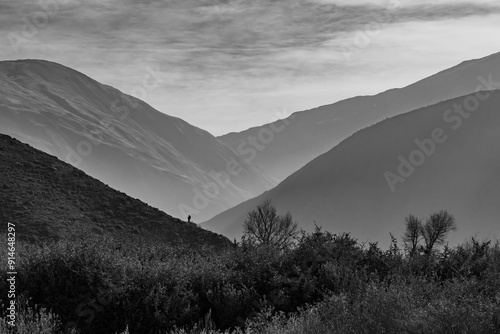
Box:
[421,210,457,254]
[243,199,299,249]
[403,214,423,256]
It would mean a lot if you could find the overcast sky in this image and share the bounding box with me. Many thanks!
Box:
[1,0,500,135]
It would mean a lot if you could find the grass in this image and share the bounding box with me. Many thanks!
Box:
[0,228,499,334]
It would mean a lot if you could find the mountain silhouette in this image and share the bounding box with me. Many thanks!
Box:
[204,91,500,247]
[0,60,275,222]
[0,134,230,247]
[219,52,500,183]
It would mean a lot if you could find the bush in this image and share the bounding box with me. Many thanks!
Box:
[0,231,499,334]
[0,295,61,334]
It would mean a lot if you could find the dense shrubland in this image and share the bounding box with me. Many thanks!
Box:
[1,209,499,333]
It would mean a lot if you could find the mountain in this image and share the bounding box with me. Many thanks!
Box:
[219,52,500,183]
[0,134,231,247]
[204,91,500,247]
[0,60,275,222]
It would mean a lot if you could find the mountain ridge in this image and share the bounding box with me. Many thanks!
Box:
[0,59,275,222]
[204,90,500,247]
[218,51,500,183]
[0,133,231,247]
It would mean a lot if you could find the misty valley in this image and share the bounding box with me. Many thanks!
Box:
[1,2,500,332]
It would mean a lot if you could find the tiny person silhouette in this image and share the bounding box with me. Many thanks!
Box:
[187,215,191,223]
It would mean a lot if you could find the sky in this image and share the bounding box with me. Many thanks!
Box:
[1,0,500,136]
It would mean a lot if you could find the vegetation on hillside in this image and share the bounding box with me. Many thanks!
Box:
[1,205,499,333]
[1,137,499,333]
[0,134,229,247]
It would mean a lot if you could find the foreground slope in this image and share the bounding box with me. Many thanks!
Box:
[0,60,274,222]
[204,91,500,246]
[0,134,230,247]
[220,51,500,182]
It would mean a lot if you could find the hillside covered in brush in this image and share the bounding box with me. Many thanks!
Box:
[0,134,230,247]
[0,60,274,222]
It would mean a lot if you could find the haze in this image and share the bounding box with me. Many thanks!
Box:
[1,0,500,135]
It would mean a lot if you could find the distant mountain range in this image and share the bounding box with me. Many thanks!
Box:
[0,134,230,247]
[0,60,275,222]
[219,52,500,183]
[204,90,500,246]
[2,52,500,247]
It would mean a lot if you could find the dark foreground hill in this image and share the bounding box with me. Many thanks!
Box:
[0,134,230,247]
[0,59,274,223]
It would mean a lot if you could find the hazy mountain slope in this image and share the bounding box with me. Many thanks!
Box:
[219,51,500,182]
[0,134,230,247]
[0,60,275,222]
[204,91,500,246]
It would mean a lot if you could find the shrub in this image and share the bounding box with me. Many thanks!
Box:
[0,295,61,334]
[0,230,498,334]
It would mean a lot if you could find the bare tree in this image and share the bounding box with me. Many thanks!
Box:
[403,214,423,256]
[243,199,299,249]
[421,210,457,254]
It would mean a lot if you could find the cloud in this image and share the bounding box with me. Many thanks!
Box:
[0,0,499,135]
